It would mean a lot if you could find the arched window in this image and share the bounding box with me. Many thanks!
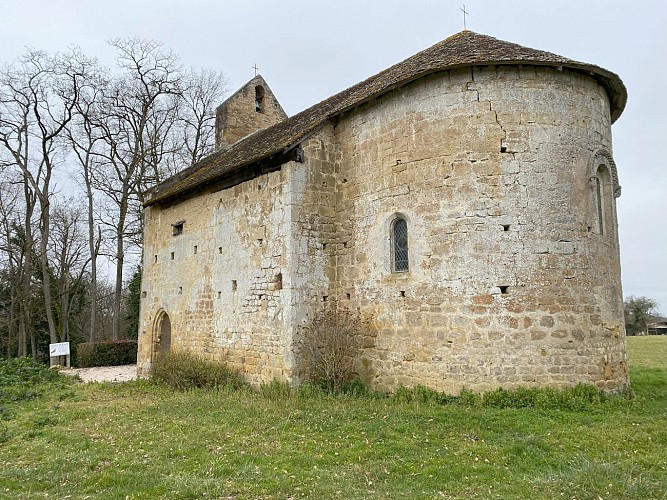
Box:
[255,85,265,113]
[392,217,409,272]
[593,164,613,236]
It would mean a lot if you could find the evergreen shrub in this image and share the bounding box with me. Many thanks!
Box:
[77,340,138,368]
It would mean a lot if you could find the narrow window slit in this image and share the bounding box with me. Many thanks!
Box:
[255,85,265,113]
[170,252,175,260]
[231,280,237,291]
[273,273,283,290]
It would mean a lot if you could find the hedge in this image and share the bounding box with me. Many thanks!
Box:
[76,340,138,368]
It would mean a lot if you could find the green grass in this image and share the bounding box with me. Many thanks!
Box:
[0,338,666,499]
[627,335,667,369]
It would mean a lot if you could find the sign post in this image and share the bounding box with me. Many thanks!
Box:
[49,342,71,368]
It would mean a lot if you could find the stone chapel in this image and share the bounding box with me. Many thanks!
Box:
[137,31,629,393]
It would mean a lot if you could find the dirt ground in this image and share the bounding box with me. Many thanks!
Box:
[61,364,139,383]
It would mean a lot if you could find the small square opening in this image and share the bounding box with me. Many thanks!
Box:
[499,286,509,294]
[502,225,510,232]
[172,221,184,236]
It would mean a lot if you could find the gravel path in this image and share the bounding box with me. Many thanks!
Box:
[61,364,138,383]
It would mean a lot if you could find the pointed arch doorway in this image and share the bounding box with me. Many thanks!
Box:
[153,310,172,360]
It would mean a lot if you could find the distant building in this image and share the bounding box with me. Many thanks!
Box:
[137,31,629,393]
[648,320,667,335]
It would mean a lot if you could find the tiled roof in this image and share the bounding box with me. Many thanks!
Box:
[146,31,626,206]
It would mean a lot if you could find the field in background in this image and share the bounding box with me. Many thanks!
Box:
[627,335,667,369]
[0,337,665,499]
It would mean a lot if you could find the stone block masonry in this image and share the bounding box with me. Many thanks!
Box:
[330,66,627,392]
[138,32,628,394]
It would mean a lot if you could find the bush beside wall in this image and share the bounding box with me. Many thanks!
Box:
[151,351,249,391]
[77,340,138,368]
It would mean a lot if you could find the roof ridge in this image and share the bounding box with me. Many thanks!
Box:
[146,31,626,206]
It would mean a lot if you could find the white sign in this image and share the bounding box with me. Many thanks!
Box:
[49,342,70,357]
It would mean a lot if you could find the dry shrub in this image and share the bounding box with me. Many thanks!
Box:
[151,350,248,391]
[298,313,360,393]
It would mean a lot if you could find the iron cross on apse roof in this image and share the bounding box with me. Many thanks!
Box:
[461,4,470,30]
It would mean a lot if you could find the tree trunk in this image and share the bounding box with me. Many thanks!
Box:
[38,197,58,344]
[60,277,70,343]
[30,330,36,360]
[17,319,27,358]
[112,198,128,340]
[19,180,35,359]
[87,190,99,343]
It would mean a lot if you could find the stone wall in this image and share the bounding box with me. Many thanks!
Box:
[330,65,628,392]
[140,63,629,394]
[139,162,302,383]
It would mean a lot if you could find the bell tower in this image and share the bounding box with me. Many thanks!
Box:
[215,75,287,149]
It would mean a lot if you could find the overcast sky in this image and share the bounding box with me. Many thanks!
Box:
[1,0,665,313]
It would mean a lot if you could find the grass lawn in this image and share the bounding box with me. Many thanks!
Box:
[1,337,666,499]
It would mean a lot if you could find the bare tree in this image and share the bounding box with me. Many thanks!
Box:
[67,76,106,342]
[49,199,90,344]
[1,57,41,356]
[92,38,182,339]
[0,48,95,349]
[173,68,227,173]
[1,40,228,352]
[0,180,22,357]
